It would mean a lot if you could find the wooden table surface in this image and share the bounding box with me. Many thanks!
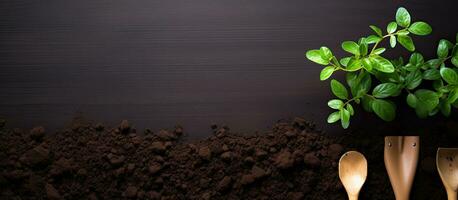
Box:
[1,0,457,138]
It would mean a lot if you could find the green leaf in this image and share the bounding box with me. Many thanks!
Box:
[340,57,351,67]
[372,56,395,73]
[423,68,441,80]
[405,70,422,90]
[414,89,440,118]
[429,107,440,116]
[361,96,373,112]
[408,22,432,35]
[342,41,360,55]
[359,41,368,56]
[440,67,458,85]
[306,50,329,65]
[356,73,372,97]
[403,63,418,72]
[397,30,410,36]
[387,22,398,34]
[396,7,411,28]
[346,72,358,88]
[424,59,443,69]
[440,101,451,117]
[361,57,373,71]
[347,71,371,98]
[330,79,349,100]
[409,53,424,66]
[447,87,458,103]
[370,25,383,37]
[319,47,333,61]
[327,111,340,123]
[407,93,418,108]
[452,57,458,68]
[346,104,354,116]
[346,58,362,71]
[433,79,444,91]
[373,48,386,55]
[372,83,399,98]
[328,99,344,109]
[366,35,381,44]
[320,66,335,81]
[390,35,397,48]
[453,45,458,57]
[372,99,396,121]
[397,35,415,51]
[437,39,449,58]
[340,108,351,129]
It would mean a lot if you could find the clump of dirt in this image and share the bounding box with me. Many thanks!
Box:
[0,117,455,199]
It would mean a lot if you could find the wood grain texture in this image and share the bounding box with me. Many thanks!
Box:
[0,0,457,137]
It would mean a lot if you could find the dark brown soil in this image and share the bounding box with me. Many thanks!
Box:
[0,117,456,200]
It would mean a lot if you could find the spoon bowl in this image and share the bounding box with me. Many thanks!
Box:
[437,148,458,200]
[339,151,367,200]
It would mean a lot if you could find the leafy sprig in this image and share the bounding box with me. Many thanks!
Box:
[306,7,458,129]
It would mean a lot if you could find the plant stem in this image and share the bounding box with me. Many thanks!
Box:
[369,28,408,55]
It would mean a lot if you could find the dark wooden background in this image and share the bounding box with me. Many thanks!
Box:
[1,0,457,138]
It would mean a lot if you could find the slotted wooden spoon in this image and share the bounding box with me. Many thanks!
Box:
[437,148,458,200]
[384,136,419,200]
[339,151,367,200]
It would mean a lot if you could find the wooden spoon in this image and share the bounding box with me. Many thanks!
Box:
[384,136,419,200]
[437,148,458,200]
[339,151,367,200]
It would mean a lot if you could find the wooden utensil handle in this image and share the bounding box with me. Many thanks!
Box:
[348,194,358,200]
[447,190,457,200]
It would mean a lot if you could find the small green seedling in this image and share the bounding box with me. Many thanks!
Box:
[306,7,458,129]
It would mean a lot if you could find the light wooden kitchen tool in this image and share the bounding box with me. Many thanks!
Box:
[437,148,458,200]
[339,151,367,200]
[384,136,419,200]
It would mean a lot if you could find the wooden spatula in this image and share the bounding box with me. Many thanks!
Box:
[339,151,367,200]
[384,136,419,200]
[437,148,458,200]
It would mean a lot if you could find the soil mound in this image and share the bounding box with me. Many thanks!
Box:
[0,117,455,199]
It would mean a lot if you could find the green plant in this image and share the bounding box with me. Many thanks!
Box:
[306,7,458,129]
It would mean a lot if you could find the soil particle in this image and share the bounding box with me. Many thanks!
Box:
[240,166,268,185]
[284,131,297,138]
[148,163,162,175]
[244,156,255,165]
[251,165,268,179]
[120,120,130,133]
[328,143,344,159]
[45,183,62,200]
[107,154,125,167]
[124,186,138,198]
[220,151,234,161]
[29,126,45,141]
[4,170,30,182]
[273,150,294,169]
[287,192,304,200]
[49,157,74,177]
[216,176,232,192]
[95,123,104,131]
[157,130,177,141]
[150,141,166,153]
[174,125,184,136]
[19,144,50,167]
[304,152,321,168]
[198,146,212,160]
[240,174,256,185]
[146,191,161,199]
